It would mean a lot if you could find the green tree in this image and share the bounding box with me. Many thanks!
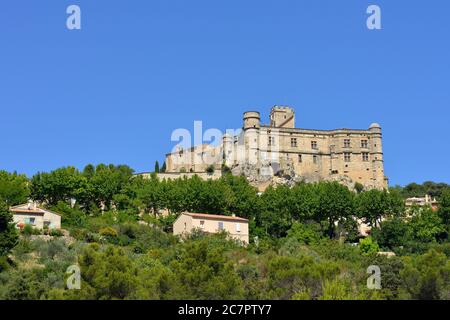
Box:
[0,200,19,257]
[78,246,138,299]
[154,161,160,173]
[169,239,245,299]
[30,167,88,206]
[409,206,446,243]
[137,173,165,216]
[266,255,339,299]
[438,188,450,226]
[371,217,411,250]
[315,182,355,238]
[401,249,450,300]
[357,189,404,228]
[258,185,293,238]
[286,221,322,245]
[0,171,30,206]
[89,164,134,210]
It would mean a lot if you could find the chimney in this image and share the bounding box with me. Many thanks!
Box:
[231,213,236,217]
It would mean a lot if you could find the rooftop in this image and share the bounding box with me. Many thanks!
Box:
[183,212,249,222]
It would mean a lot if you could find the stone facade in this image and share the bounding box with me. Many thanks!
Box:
[165,106,388,190]
[173,212,249,244]
[10,202,62,230]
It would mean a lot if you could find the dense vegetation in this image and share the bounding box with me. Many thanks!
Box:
[0,166,449,300]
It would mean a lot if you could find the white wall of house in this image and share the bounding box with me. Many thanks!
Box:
[12,211,61,229]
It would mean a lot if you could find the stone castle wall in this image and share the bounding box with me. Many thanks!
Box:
[164,106,388,190]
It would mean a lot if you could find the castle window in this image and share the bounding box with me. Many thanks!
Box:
[268,136,275,146]
[298,154,302,163]
[362,152,369,162]
[344,152,351,162]
[313,155,318,164]
[311,141,318,150]
[291,138,297,147]
[344,139,351,148]
[361,140,368,148]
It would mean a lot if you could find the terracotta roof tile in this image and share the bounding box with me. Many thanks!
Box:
[183,212,248,222]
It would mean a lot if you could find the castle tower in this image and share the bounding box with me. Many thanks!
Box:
[270,106,295,128]
[243,111,260,165]
[369,123,387,189]
[222,133,234,167]
[243,111,261,130]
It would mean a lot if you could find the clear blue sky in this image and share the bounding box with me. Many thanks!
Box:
[0,0,449,186]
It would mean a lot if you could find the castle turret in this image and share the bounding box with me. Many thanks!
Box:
[369,123,387,188]
[270,106,295,128]
[242,111,260,165]
[243,111,260,130]
[222,133,234,167]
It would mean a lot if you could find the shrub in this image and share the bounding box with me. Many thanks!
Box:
[99,227,118,238]
[359,237,379,256]
[287,221,322,245]
[21,224,41,236]
[49,229,63,237]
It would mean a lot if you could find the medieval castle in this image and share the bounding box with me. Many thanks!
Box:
[164,106,388,190]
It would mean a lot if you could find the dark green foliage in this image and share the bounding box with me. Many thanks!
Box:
[356,189,404,228]
[21,224,41,236]
[0,171,29,206]
[400,249,450,300]
[0,200,18,257]
[372,217,411,250]
[439,188,450,226]
[393,181,449,199]
[286,221,323,245]
[409,207,446,243]
[1,164,449,300]
[354,182,364,194]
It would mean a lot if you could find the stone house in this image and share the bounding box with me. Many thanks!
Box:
[173,212,249,244]
[10,202,62,230]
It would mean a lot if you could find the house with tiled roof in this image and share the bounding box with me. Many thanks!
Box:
[173,212,249,244]
[10,202,61,230]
